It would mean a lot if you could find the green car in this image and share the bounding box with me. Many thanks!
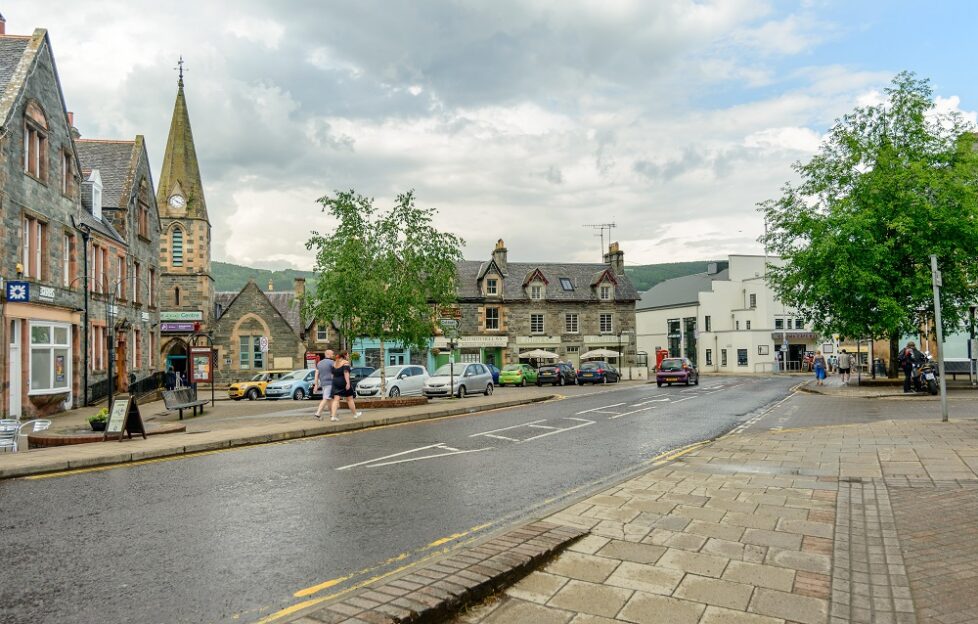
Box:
[498,363,538,387]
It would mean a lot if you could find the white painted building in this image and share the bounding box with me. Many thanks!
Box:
[636,255,828,374]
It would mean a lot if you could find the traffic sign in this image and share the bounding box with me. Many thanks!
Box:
[439,318,459,329]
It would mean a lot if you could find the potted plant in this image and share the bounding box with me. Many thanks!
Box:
[88,407,109,432]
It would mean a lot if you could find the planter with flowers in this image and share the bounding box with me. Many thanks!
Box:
[88,407,109,432]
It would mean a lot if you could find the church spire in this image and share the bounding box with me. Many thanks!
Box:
[157,61,208,222]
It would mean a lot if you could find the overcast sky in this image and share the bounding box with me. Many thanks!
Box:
[9,1,978,269]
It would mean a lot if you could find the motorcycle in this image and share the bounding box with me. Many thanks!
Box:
[912,359,939,395]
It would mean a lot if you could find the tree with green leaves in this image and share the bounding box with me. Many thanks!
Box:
[761,72,978,375]
[304,190,464,393]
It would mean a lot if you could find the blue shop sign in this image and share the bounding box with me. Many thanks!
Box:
[6,281,29,302]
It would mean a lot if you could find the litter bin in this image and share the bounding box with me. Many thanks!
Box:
[874,358,886,377]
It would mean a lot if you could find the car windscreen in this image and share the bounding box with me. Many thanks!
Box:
[659,359,684,371]
[278,371,303,381]
[433,364,460,376]
[539,366,557,372]
[502,364,522,371]
[250,374,264,381]
[368,367,403,378]
[581,362,603,370]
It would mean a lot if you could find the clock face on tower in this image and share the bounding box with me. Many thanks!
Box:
[168,194,186,209]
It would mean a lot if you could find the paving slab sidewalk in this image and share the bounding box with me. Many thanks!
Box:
[451,405,978,623]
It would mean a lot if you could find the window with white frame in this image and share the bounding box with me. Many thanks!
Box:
[30,322,70,394]
[22,215,45,280]
[706,349,713,365]
[749,293,757,308]
[721,349,728,366]
[149,268,156,304]
[566,345,580,353]
[530,313,544,334]
[746,320,751,330]
[486,278,498,295]
[239,335,264,369]
[565,313,579,333]
[795,318,804,329]
[775,318,784,329]
[62,232,71,287]
[599,313,613,333]
[737,348,748,366]
[316,325,329,342]
[600,285,611,300]
[530,284,543,300]
[485,306,499,330]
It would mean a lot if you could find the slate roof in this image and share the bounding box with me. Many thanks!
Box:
[76,140,137,209]
[456,260,640,302]
[636,269,729,311]
[0,36,29,101]
[215,287,304,336]
[77,208,125,244]
[157,79,208,221]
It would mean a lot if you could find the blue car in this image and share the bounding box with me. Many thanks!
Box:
[264,368,316,400]
[486,364,500,384]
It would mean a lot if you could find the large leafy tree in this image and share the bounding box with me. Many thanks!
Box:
[304,190,464,392]
[762,72,978,374]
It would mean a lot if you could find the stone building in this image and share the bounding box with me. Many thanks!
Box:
[0,26,86,418]
[435,240,640,370]
[75,136,162,398]
[156,71,215,376]
[210,278,321,384]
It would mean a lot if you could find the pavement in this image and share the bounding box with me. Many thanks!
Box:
[0,381,642,479]
[271,380,978,624]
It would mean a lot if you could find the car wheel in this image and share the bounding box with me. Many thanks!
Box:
[535,380,541,387]
[247,388,259,401]
[694,375,699,386]
[484,383,493,396]
[457,385,467,398]
[685,378,690,386]
[520,378,526,387]
[389,386,400,398]
[292,388,305,401]
[657,382,662,387]
[602,376,608,384]
[557,376,564,386]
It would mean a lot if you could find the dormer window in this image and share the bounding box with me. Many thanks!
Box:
[559,278,573,291]
[600,285,611,300]
[530,284,543,300]
[486,278,498,295]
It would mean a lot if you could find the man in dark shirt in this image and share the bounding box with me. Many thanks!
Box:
[313,350,335,419]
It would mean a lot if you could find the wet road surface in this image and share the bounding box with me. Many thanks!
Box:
[0,376,797,624]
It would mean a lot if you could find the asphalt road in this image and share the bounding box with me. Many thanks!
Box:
[0,376,797,624]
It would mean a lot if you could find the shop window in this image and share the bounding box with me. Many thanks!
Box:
[530,313,544,334]
[485,307,499,330]
[737,348,748,367]
[30,322,70,395]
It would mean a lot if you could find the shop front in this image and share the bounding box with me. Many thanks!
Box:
[432,336,508,369]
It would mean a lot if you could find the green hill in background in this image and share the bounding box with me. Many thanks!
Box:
[213,259,717,294]
[624,261,723,292]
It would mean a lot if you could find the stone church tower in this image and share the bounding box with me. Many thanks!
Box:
[157,68,214,371]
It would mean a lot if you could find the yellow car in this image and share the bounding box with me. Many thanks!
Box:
[228,370,290,400]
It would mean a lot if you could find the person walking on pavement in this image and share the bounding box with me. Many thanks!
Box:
[837,349,852,384]
[329,350,362,422]
[898,341,924,393]
[164,366,176,391]
[813,350,827,385]
[313,350,335,419]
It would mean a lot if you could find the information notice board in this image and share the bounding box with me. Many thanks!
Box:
[104,395,147,442]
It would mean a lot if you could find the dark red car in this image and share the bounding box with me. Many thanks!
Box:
[656,357,698,387]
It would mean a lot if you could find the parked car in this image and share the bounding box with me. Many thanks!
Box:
[264,368,316,400]
[576,361,620,384]
[310,366,375,399]
[423,362,494,398]
[537,362,577,386]
[498,363,538,387]
[227,370,290,400]
[486,363,500,384]
[656,357,698,387]
[356,365,429,398]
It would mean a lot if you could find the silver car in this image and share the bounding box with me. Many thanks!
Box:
[356,365,429,398]
[423,362,494,398]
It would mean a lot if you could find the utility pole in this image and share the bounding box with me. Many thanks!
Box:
[931,255,949,422]
[583,223,617,260]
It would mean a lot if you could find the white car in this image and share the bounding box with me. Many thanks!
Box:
[356,365,429,398]
[423,362,494,398]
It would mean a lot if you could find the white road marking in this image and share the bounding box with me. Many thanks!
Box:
[575,402,626,415]
[631,397,672,407]
[527,424,558,430]
[367,447,493,468]
[671,396,697,404]
[520,418,595,441]
[336,443,445,471]
[608,406,658,420]
[469,419,548,437]
[482,434,519,441]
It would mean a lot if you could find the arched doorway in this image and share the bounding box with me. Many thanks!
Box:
[165,339,189,378]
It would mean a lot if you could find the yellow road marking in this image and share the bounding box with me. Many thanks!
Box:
[292,521,494,599]
[646,440,710,466]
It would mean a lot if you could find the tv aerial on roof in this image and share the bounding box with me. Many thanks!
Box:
[583,222,617,261]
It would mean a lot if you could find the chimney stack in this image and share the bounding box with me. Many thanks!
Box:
[0,13,6,36]
[492,239,508,274]
[603,241,625,275]
[294,277,306,300]
[267,279,274,291]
